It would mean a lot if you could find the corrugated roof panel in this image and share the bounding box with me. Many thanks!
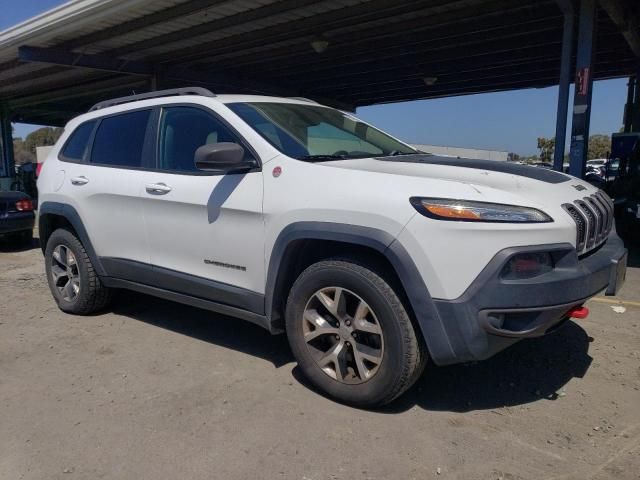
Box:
[23,0,191,46]
[134,0,368,59]
[81,0,277,53]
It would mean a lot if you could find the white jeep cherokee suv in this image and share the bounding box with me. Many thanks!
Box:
[38,87,627,407]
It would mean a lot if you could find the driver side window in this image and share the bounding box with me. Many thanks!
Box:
[158,106,247,173]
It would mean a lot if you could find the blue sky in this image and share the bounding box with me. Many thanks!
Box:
[5,1,629,156]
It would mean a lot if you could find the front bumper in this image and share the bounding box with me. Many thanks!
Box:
[430,231,627,365]
[0,212,35,235]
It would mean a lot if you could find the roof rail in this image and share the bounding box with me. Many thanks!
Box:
[89,87,216,111]
[288,96,319,104]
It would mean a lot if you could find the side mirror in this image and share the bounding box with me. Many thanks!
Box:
[194,142,248,172]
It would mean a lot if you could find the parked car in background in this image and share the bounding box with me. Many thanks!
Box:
[532,161,552,169]
[0,191,35,245]
[586,158,607,169]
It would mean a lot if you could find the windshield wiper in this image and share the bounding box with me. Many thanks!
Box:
[388,150,422,156]
[298,154,348,162]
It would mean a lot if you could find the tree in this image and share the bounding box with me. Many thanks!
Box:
[12,126,64,166]
[536,137,555,163]
[507,152,521,162]
[23,127,63,155]
[13,138,35,165]
[588,134,610,160]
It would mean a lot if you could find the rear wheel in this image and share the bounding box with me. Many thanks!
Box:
[285,258,426,407]
[45,228,112,315]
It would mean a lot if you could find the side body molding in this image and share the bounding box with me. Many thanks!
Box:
[265,222,456,363]
[38,201,107,276]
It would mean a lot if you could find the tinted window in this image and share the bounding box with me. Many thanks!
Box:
[158,106,246,172]
[90,110,151,167]
[61,121,95,161]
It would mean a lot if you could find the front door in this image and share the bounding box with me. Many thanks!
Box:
[141,105,265,311]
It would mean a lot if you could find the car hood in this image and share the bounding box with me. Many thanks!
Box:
[320,154,596,202]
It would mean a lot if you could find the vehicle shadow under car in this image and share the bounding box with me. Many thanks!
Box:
[0,235,40,253]
[111,290,592,413]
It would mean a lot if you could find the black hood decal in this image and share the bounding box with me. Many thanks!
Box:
[376,154,571,184]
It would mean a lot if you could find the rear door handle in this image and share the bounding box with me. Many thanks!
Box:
[145,182,172,195]
[70,176,89,186]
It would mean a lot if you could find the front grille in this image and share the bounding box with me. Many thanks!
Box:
[562,191,614,255]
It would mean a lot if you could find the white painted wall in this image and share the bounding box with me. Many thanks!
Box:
[412,144,508,161]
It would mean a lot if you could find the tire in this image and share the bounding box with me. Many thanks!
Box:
[285,258,427,407]
[44,228,112,315]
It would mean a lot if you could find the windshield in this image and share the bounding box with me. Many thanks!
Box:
[227,102,417,161]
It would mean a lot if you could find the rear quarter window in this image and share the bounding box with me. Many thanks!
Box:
[90,110,151,168]
[59,121,96,162]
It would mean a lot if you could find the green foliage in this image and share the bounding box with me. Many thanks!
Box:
[533,134,611,163]
[536,137,555,163]
[12,138,35,165]
[12,126,63,165]
[587,134,610,160]
[23,127,63,155]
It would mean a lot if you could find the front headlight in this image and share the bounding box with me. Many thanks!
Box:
[410,197,553,223]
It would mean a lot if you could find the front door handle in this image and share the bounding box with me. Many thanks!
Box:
[70,176,89,186]
[145,182,172,195]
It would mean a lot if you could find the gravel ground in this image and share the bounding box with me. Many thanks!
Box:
[1,232,639,480]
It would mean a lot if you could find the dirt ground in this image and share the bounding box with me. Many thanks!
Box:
[1,232,639,480]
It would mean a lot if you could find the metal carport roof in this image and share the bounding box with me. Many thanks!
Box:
[0,0,639,126]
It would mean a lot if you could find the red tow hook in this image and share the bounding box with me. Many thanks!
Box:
[567,306,589,319]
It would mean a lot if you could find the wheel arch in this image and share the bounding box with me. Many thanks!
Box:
[265,222,456,362]
[38,202,106,277]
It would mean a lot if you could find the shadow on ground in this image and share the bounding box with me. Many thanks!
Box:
[112,290,592,413]
[0,236,40,253]
[383,321,592,413]
[111,290,292,368]
[616,216,640,268]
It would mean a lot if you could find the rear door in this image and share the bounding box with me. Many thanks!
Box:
[141,105,265,308]
[59,109,156,265]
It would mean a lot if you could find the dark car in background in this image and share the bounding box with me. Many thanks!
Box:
[0,191,35,245]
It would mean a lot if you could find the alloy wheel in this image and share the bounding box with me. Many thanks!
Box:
[302,287,384,384]
[51,245,81,302]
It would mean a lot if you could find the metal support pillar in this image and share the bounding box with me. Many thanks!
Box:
[0,104,15,188]
[554,1,574,171]
[633,69,640,132]
[569,0,597,179]
[624,76,635,133]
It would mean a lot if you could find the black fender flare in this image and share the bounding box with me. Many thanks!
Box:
[264,222,455,363]
[38,201,106,277]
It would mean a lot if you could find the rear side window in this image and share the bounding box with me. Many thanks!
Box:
[90,110,151,168]
[60,121,95,161]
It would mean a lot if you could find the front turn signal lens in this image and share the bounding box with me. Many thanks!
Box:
[410,198,553,223]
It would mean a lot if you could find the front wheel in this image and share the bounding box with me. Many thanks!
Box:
[285,259,426,407]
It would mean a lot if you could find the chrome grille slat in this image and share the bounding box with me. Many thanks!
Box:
[564,190,613,255]
[596,191,614,233]
[562,204,586,251]
[576,200,596,249]
[585,197,604,242]
[592,194,611,235]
